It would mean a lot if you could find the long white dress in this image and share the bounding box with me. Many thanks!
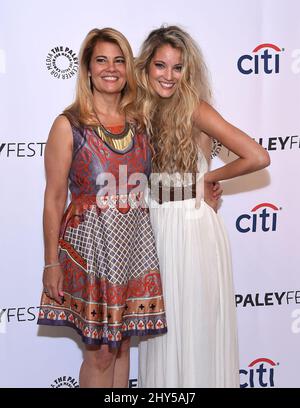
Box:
[138,150,240,388]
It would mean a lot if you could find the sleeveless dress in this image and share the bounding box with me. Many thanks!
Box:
[37,123,167,347]
[138,149,239,387]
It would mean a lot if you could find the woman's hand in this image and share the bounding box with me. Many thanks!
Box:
[204,180,223,212]
[42,265,64,305]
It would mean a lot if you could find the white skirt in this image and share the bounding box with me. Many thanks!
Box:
[138,198,240,388]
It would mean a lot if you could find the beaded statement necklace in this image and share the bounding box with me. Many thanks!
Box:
[94,111,134,154]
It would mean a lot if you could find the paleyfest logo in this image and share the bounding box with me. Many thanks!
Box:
[256,135,300,151]
[0,142,46,158]
[46,46,78,79]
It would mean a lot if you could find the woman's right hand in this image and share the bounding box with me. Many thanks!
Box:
[42,265,64,305]
[204,180,223,212]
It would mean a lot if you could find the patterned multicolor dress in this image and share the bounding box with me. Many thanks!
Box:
[37,121,167,347]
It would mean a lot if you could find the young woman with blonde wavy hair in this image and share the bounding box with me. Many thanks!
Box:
[136,25,270,388]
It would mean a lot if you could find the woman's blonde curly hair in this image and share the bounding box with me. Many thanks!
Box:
[135,25,211,173]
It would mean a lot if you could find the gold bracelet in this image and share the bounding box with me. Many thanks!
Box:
[44,262,60,270]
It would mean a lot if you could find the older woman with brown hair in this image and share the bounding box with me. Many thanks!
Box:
[37,27,167,388]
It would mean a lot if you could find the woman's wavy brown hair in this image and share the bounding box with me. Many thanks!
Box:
[63,27,139,127]
[135,25,211,173]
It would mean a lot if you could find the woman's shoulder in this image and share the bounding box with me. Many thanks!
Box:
[52,114,73,132]
[193,100,224,132]
[193,100,214,118]
[47,115,74,149]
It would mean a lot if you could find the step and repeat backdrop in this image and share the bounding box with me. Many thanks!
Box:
[0,0,299,388]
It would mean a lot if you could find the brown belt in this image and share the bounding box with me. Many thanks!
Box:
[151,183,197,204]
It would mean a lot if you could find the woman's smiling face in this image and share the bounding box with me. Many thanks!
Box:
[148,44,183,98]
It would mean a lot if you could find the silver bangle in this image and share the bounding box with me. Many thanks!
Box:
[44,262,60,270]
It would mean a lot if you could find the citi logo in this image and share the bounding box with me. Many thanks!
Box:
[238,43,283,75]
[236,203,280,233]
[240,358,277,388]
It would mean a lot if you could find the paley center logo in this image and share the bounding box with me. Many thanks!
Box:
[51,376,79,388]
[46,46,78,79]
[238,43,283,75]
[211,138,222,158]
[240,358,278,388]
[51,377,137,388]
[236,202,280,233]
